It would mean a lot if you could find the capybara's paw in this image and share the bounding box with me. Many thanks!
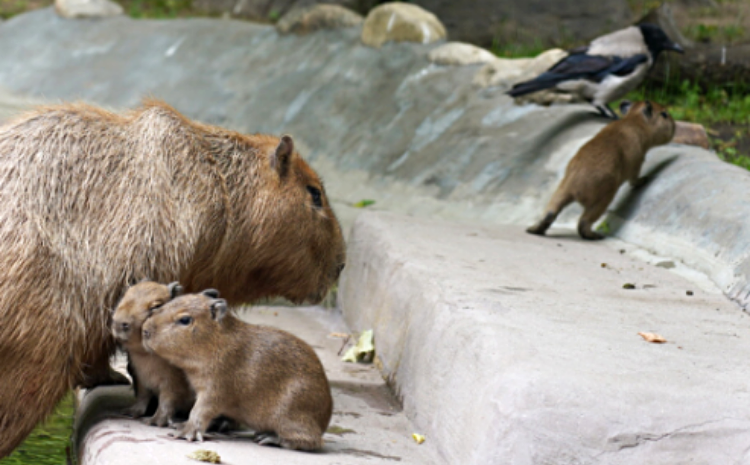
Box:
[124,401,149,419]
[525,225,547,236]
[170,422,205,442]
[581,231,604,241]
[254,432,281,447]
[142,411,170,428]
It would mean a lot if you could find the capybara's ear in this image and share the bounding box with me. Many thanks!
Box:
[271,135,294,178]
[642,100,653,119]
[167,282,183,299]
[619,100,632,116]
[210,299,228,321]
[202,288,220,298]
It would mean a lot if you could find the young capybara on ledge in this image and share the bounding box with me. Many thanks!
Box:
[112,281,194,426]
[0,100,345,457]
[143,291,332,451]
[526,100,675,240]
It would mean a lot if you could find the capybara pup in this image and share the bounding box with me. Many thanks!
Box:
[0,100,345,457]
[526,100,675,240]
[112,281,194,426]
[142,291,333,451]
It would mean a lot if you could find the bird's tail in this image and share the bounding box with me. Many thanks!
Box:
[507,74,565,97]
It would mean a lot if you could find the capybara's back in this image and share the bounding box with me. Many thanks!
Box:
[0,100,345,457]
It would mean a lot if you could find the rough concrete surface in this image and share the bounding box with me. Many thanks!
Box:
[75,306,439,464]
[340,211,750,464]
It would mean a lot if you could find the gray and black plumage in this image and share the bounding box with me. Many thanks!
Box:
[507,24,684,118]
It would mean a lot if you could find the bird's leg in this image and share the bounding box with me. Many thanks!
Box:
[594,104,619,120]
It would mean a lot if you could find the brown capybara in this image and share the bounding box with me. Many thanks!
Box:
[526,100,675,240]
[0,100,345,457]
[142,291,332,451]
[112,281,194,426]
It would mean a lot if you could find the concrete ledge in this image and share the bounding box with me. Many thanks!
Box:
[73,306,438,464]
[340,211,750,464]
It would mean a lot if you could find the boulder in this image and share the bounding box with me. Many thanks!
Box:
[54,0,123,18]
[276,4,363,35]
[427,42,498,67]
[473,48,567,90]
[673,121,710,149]
[361,2,446,48]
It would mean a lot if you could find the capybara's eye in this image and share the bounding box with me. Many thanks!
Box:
[177,316,193,326]
[660,111,668,118]
[307,186,323,208]
[148,301,164,313]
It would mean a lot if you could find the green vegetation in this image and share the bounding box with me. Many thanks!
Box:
[120,0,195,19]
[490,38,549,59]
[0,394,75,465]
[0,0,52,19]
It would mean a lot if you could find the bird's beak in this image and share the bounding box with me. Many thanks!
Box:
[668,42,685,54]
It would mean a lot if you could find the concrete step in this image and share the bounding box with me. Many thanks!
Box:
[74,306,439,464]
[339,211,750,465]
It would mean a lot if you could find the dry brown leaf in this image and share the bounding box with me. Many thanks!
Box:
[638,332,667,343]
[329,332,349,339]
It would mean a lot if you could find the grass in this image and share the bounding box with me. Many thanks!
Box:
[0,0,52,19]
[0,394,75,465]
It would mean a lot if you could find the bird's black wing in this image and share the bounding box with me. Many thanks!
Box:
[507,53,649,97]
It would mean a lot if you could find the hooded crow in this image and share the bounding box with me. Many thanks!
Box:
[507,24,684,118]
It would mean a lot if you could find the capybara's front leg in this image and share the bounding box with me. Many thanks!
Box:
[170,394,217,442]
[78,342,130,389]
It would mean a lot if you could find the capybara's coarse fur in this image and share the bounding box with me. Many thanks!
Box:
[112,281,194,426]
[0,100,345,457]
[142,292,333,451]
[526,100,675,240]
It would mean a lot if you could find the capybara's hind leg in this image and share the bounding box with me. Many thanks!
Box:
[275,422,323,451]
[0,359,70,458]
[526,188,574,236]
[577,197,613,240]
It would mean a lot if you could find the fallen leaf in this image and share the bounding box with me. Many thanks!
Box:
[353,199,376,208]
[188,450,221,464]
[686,290,694,296]
[623,283,636,289]
[326,425,356,436]
[638,332,667,343]
[342,329,375,363]
[412,433,426,444]
[329,332,350,339]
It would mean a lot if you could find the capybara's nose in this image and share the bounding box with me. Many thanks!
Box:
[142,329,151,340]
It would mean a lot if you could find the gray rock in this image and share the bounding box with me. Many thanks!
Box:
[54,0,123,18]
[361,2,446,48]
[427,42,498,66]
[472,48,567,90]
[276,4,362,35]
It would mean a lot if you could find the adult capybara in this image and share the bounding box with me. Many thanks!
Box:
[0,100,345,457]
